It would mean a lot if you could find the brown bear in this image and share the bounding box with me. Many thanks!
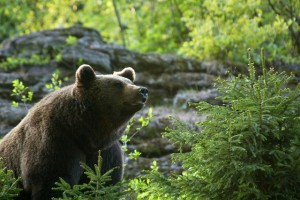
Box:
[0,65,148,200]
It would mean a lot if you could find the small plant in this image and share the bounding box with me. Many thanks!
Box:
[128,150,141,161]
[121,107,153,157]
[77,58,84,66]
[0,159,22,199]
[45,70,68,91]
[11,79,33,108]
[53,151,124,200]
[66,36,78,46]
[55,53,62,62]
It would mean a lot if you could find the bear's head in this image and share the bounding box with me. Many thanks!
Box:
[74,64,148,118]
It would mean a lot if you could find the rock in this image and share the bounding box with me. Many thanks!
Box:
[0,26,107,78]
[161,54,207,73]
[0,64,57,100]
[135,53,167,74]
[0,26,104,58]
[21,64,56,85]
[127,138,175,158]
[202,60,227,75]
[136,72,216,95]
[0,73,21,99]
[173,89,220,109]
[60,46,111,72]
[0,124,13,137]
[0,72,22,86]
[93,45,138,71]
[0,100,29,135]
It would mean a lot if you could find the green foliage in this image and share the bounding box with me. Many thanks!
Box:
[0,54,50,71]
[129,51,300,199]
[1,0,299,63]
[179,0,296,63]
[45,70,67,91]
[11,79,33,108]
[66,35,78,46]
[267,0,300,55]
[0,159,22,199]
[128,150,141,161]
[137,107,153,130]
[53,151,123,200]
[121,107,153,153]
[128,160,179,200]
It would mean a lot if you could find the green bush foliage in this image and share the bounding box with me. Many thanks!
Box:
[0,159,21,199]
[129,51,300,199]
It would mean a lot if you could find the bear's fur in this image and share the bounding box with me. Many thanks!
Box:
[0,65,148,200]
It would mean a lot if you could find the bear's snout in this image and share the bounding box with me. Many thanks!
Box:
[139,87,148,103]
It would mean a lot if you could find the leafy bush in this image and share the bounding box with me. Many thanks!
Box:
[0,159,21,199]
[129,51,300,199]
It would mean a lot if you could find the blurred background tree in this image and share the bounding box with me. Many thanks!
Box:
[0,0,299,64]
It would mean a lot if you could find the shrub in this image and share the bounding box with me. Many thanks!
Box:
[129,50,300,199]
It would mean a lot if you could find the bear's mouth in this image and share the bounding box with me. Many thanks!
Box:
[128,102,146,107]
[124,100,146,108]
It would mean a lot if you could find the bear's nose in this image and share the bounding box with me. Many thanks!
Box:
[139,87,148,96]
[139,87,148,102]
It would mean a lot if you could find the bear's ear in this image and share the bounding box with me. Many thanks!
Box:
[113,67,136,82]
[76,64,96,87]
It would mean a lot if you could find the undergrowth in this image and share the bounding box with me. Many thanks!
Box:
[128,49,300,199]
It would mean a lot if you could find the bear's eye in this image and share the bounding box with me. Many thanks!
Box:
[114,81,124,89]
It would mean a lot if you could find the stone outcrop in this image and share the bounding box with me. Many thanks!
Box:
[0,25,222,125]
